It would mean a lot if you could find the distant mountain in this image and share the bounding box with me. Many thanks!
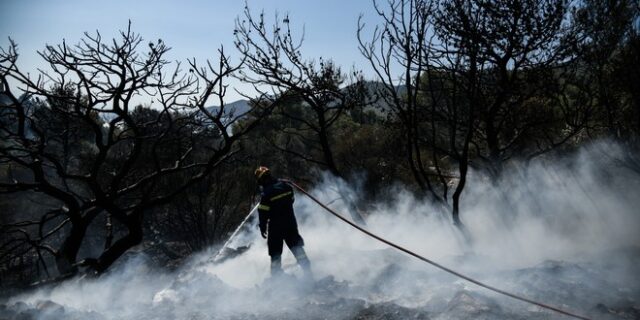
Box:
[91,100,252,125]
[203,83,402,118]
[200,82,405,120]
[344,80,406,115]
[206,99,251,118]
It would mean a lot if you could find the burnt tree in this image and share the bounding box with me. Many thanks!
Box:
[0,24,265,277]
[358,0,448,203]
[359,0,588,227]
[234,5,367,224]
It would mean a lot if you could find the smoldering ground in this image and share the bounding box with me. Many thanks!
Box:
[2,141,639,320]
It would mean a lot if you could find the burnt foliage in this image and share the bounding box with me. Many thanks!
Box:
[1,0,639,288]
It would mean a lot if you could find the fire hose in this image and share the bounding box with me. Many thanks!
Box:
[282,179,592,320]
[212,203,260,262]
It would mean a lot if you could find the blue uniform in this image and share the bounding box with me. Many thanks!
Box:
[258,179,305,256]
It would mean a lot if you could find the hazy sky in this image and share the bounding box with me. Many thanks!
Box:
[0,0,379,102]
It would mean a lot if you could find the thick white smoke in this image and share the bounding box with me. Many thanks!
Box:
[3,141,639,319]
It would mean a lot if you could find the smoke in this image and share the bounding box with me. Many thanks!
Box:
[3,140,640,319]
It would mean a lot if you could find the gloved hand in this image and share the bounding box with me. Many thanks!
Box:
[259,225,267,239]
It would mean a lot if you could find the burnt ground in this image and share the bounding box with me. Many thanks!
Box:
[1,247,639,320]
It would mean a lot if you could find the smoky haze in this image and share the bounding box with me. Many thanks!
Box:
[4,141,640,320]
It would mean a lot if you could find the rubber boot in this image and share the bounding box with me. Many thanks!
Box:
[270,255,283,277]
[291,246,312,279]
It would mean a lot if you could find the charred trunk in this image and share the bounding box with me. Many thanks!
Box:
[93,214,143,274]
[55,220,87,276]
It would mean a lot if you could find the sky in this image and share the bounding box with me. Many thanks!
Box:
[0,0,379,102]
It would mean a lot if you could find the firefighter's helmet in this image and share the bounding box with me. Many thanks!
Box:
[254,166,271,181]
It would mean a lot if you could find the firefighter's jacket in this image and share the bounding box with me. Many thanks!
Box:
[258,179,298,234]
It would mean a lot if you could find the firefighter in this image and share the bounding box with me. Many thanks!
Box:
[255,166,311,277]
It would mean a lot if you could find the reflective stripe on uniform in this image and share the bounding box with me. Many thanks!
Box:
[258,204,270,211]
[270,191,293,202]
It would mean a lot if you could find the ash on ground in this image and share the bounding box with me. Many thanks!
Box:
[1,246,638,320]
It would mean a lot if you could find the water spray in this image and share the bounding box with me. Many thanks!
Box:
[212,203,260,262]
